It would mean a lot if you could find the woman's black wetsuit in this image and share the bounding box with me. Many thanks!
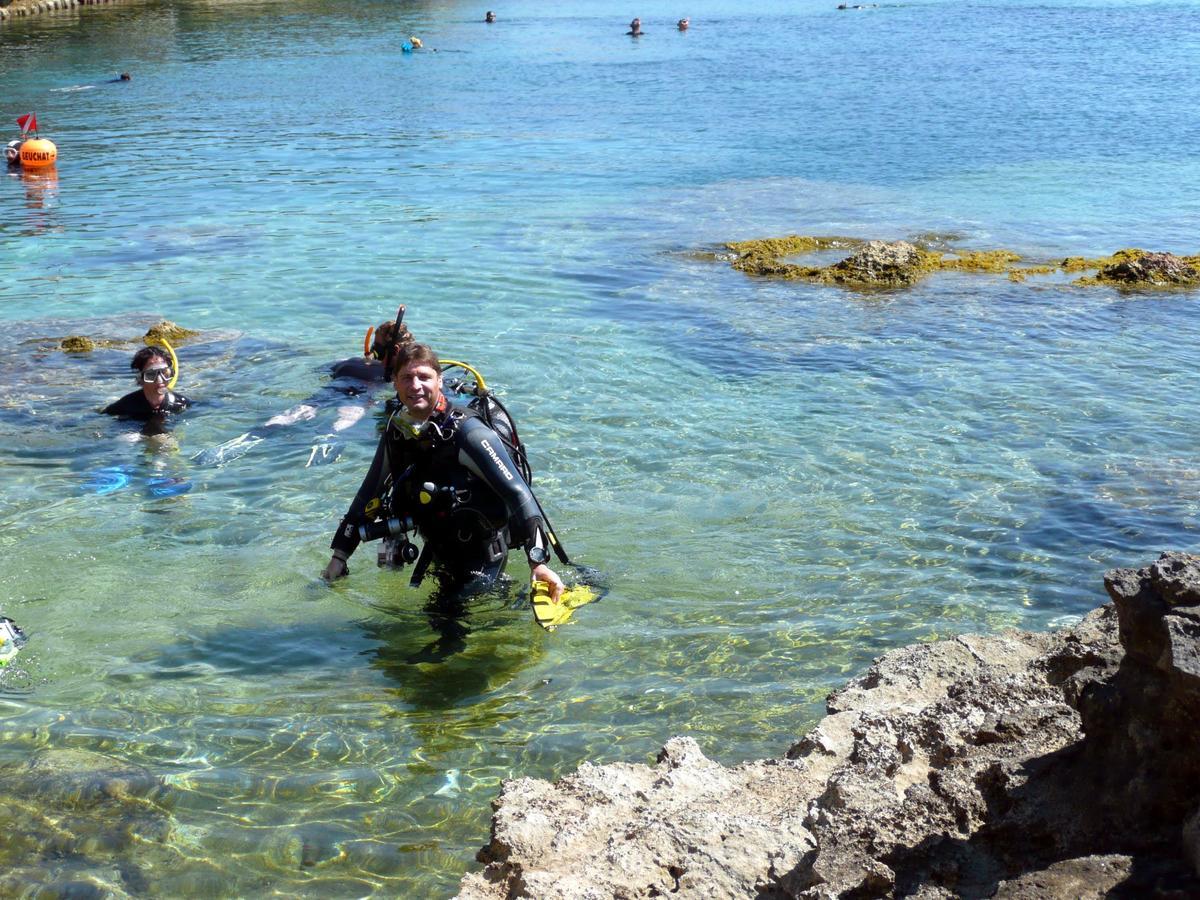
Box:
[330,399,550,584]
[103,390,190,419]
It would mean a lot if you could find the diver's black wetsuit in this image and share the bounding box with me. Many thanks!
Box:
[329,356,384,384]
[103,390,190,420]
[330,398,550,586]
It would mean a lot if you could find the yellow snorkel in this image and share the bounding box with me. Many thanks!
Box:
[438,358,488,395]
[145,336,180,389]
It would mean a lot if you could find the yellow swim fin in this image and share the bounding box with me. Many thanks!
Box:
[531,580,598,631]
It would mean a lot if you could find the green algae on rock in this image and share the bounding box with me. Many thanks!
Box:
[824,239,940,288]
[1081,250,1200,288]
[723,234,1200,291]
[60,336,96,353]
[145,320,198,344]
[726,235,863,279]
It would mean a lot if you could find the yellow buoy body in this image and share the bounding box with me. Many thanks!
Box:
[20,138,57,169]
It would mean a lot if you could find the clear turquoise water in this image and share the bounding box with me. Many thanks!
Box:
[2,0,1200,894]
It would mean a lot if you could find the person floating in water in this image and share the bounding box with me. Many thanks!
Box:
[107,72,132,83]
[103,345,190,420]
[485,10,495,22]
[323,342,566,603]
[191,311,414,467]
[677,17,689,30]
[627,17,644,36]
[4,140,22,168]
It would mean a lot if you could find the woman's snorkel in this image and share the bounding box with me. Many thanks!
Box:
[145,336,180,390]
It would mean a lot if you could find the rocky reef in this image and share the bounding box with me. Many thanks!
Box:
[458,551,1200,898]
[724,235,1200,292]
[42,320,198,354]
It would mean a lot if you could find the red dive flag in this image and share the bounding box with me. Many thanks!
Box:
[16,113,37,134]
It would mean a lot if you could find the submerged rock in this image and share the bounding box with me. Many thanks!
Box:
[458,552,1200,898]
[0,747,181,896]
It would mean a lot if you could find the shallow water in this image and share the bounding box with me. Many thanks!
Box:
[2,0,1200,894]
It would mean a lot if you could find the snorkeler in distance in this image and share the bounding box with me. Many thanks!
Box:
[5,140,22,168]
[191,309,414,467]
[103,345,190,420]
[107,72,132,83]
[485,10,495,23]
[627,17,644,35]
[323,342,567,604]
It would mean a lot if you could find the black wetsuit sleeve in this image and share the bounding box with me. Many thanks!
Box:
[455,417,549,565]
[103,390,153,418]
[330,431,390,560]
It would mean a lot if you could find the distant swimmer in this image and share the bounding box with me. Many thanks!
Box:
[485,10,495,23]
[677,17,689,30]
[103,345,190,420]
[627,17,644,36]
[107,72,132,83]
[5,140,22,168]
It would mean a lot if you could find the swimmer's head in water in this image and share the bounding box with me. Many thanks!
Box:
[677,17,689,29]
[372,319,416,378]
[131,345,171,376]
[485,10,495,21]
[131,346,174,403]
[5,141,21,165]
[629,17,642,31]
[119,72,131,81]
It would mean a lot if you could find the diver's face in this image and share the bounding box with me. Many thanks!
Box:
[139,361,173,405]
[394,362,442,419]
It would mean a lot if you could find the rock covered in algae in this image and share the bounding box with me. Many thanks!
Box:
[145,320,198,344]
[723,233,1200,292]
[826,239,936,288]
[60,335,96,353]
[1094,250,1200,287]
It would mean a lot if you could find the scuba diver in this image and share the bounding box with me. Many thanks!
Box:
[103,345,190,420]
[5,140,23,168]
[323,342,568,604]
[191,310,413,467]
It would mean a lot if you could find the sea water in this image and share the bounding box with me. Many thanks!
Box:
[2,0,1199,894]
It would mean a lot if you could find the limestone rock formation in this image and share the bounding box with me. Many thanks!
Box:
[458,552,1200,898]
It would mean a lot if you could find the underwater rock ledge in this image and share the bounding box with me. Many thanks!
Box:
[723,235,1200,291]
[457,551,1200,899]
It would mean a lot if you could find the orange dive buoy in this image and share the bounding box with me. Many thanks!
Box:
[19,138,57,169]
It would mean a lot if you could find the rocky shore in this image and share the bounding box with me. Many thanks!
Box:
[0,0,128,22]
[458,551,1200,898]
